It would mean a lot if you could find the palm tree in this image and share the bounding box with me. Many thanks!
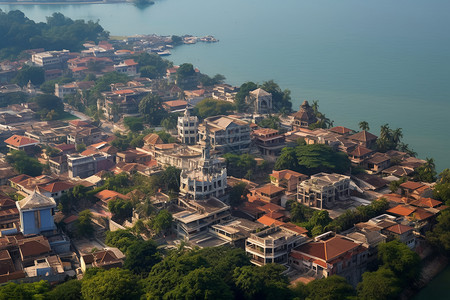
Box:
[358,121,370,131]
[391,128,403,146]
[379,124,391,141]
[423,157,436,174]
[312,100,319,114]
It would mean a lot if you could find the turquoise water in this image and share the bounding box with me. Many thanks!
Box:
[1,0,450,171]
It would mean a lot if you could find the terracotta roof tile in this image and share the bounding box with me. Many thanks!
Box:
[387,205,416,217]
[4,135,38,147]
[348,130,378,142]
[385,224,413,235]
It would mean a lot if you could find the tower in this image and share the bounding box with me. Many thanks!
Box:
[16,191,56,235]
[177,105,199,144]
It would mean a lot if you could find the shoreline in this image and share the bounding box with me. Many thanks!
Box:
[0,1,125,4]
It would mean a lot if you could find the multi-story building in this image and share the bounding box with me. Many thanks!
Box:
[198,115,251,153]
[113,59,138,77]
[32,50,70,70]
[67,153,115,178]
[270,169,308,193]
[289,232,369,286]
[180,132,227,200]
[16,191,56,235]
[212,84,239,103]
[252,128,285,157]
[97,87,150,122]
[297,173,351,209]
[178,107,198,145]
[245,226,308,266]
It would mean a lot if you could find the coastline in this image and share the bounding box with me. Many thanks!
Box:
[0,0,125,4]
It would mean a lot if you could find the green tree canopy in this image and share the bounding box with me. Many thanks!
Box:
[357,268,401,300]
[132,52,172,79]
[152,209,173,234]
[138,94,168,125]
[193,97,235,119]
[108,198,133,223]
[81,268,143,300]
[76,209,94,237]
[6,150,43,176]
[434,169,450,205]
[45,279,81,300]
[123,116,144,132]
[105,229,141,253]
[426,209,450,255]
[0,280,50,299]
[234,81,257,112]
[378,240,421,283]
[13,65,45,86]
[123,240,161,276]
[305,275,355,300]
[260,80,292,113]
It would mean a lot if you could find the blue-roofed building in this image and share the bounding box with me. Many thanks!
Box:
[16,191,56,235]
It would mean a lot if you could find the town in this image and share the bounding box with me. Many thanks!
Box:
[0,9,449,300]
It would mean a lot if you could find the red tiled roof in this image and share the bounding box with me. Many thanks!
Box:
[348,130,378,142]
[69,120,89,127]
[387,205,416,217]
[412,208,434,221]
[163,100,187,108]
[415,198,442,208]
[40,181,75,193]
[123,59,138,66]
[95,190,129,202]
[349,145,373,157]
[294,236,360,262]
[255,184,285,196]
[386,224,413,235]
[4,135,38,147]
[270,169,307,181]
[281,223,308,235]
[329,126,352,134]
[400,181,425,191]
[257,215,284,227]
[113,89,135,95]
[9,174,32,184]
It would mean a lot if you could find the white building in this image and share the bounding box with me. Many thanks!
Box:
[113,59,138,77]
[246,88,272,114]
[180,128,227,200]
[32,50,70,70]
[178,107,198,145]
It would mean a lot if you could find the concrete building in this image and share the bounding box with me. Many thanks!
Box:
[245,226,308,266]
[178,107,198,145]
[297,173,351,209]
[67,153,115,178]
[113,59,138,77]
[198,116,251,153]
[270,170,308,193]
[180,129,227,200]
[246,88,272,114]
[32,50,70,70]
[16,191,56,235]
[289,232,369,286]
[252,128,285,157]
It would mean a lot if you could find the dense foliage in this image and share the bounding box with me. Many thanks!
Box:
[132,52,172,79]
[138,94,168,125]
[274,144,351,175]
[0,10,108,59]
[6,150,43,176]
[194,97,235,119]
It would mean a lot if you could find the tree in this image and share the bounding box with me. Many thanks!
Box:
[357,268,401,300]
[415,157,437,183]
[378,240,421,283]
[152,209,172,234]
[258,116,280,129]
[359,121,370,131]
[426,209,450,255]
[260,80,292,113]
[6,150,43,176]
[124,240,161,276]
[13,65,45,86]
[138,94,167,125]
[199,73,226,86]
[434,169,450,204]
[229,182,249,207]
[76,143,86,153]
[161,166,181,192]
[33,93,65,120]
[93,72,129,93]
[161,114,179,130]
[0,280,50,299]
[194,97,235,119]
[168,267,233,300]
[274,147,299,171]
[133,52,171,78]
[306,275,355,300]
[105,229,141,253]
[108,198,133,223]
[123,116,144,132]
[76,209,94,237]
[223,153,257,178]
[176,63,198,89]
[81,268,143,300]
[46,279,81,300]
[234,81,257,112]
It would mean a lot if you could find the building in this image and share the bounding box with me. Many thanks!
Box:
[270,170,308,193]
[212,84,238,102]
[113,59,138,77]
[97,88,150,122]
[173,197,232,240]
[67,153,115,178]
[289,232,368,286]
[4,135,39,154]
[178,107,199,145]
[246,88,272,114]
[297,173,351,209]
[0,196,19,230]
[245,226,308,266]
[80,250,123,273]
[292,101,317,130]
[347,130,378,149]
[180,130,227,200]
[198,115,251,153]
[249,184,285,206]
[252,128,285,157]
[32,50,70,70]
[16,191,56,235]
[54,81,94,99]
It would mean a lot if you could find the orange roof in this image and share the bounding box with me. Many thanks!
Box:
[294,236,360,262]
[95,190,129,202]
[400,181,425,191]
[163,100,187,107]
[4,135,38,147]
[271,169,307,181]
[257,215,284,227]
[412,208,434,221]
[329,126,352,134]
[9,174,32,184]
[383,193,405,204]
[385,224,413,235]
[348,130,377,142]
[254,184,285,196]
[253,128,279,136]
[40,181,75,193]
[123,59,138,66]
[387,205,416,217]
[71,66,88,72]
[69,120,89,127]
[113,89,135,95]
[416,198,442,208]
[349,145,373,157]
[281,223,308,235]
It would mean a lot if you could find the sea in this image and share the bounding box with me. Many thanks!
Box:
[1,0,449,172]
